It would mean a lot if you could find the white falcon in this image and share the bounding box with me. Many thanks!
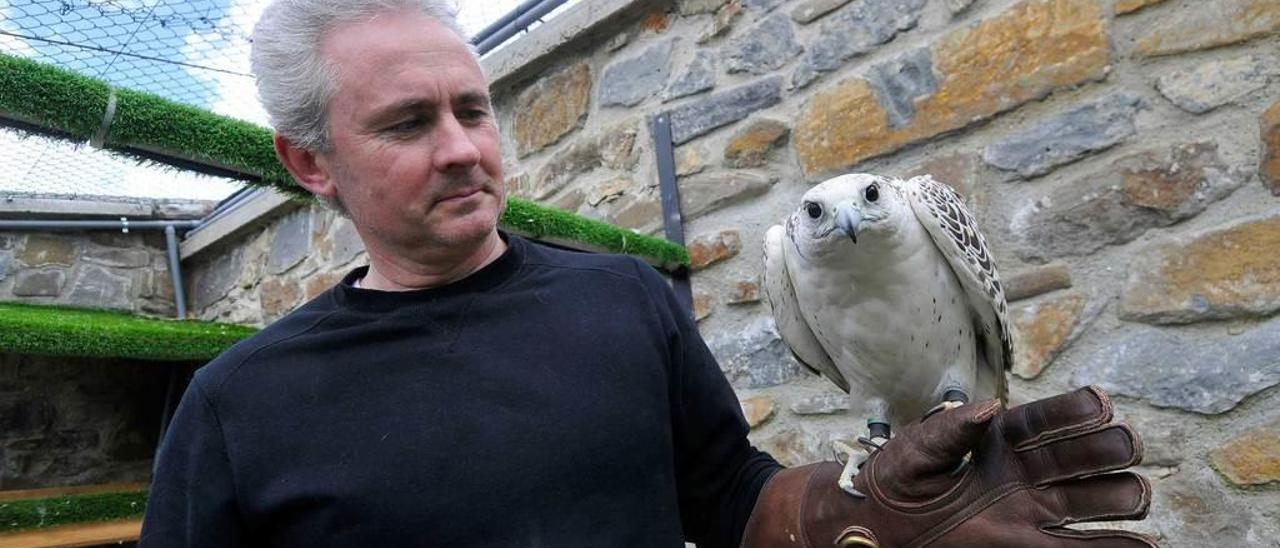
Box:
[763,173,1012,496]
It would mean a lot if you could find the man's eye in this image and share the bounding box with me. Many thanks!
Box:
[387,118,423,133]
[458,109,489,122]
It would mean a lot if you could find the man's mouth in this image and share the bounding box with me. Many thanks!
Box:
[438,187,485,203]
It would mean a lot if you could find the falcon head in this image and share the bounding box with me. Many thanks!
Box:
[787,173,908,261]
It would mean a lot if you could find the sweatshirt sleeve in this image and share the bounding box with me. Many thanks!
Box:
[634,260,783,548]
[140,374,248,547]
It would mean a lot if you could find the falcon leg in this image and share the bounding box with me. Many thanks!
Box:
[836,396,890,498]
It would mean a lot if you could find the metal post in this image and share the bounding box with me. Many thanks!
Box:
[652,113,694,320]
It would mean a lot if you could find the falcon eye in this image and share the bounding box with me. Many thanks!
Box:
[865,184,880,203]
[804,201,823,219]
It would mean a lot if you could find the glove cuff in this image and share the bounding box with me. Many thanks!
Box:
[741,462,878,548]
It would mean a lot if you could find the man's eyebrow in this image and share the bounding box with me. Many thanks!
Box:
[455,90,492,107]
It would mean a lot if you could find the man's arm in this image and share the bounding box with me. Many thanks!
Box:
[139,374,248,547]
[633,260,782,548]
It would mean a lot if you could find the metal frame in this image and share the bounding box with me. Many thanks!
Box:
[651,113,694,320]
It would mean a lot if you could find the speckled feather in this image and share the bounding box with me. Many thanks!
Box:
[904,175,1012,401]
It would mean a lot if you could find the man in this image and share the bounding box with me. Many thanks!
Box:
[140,1,1155,546]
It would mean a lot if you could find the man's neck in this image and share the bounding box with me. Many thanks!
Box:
[359,231,507,292]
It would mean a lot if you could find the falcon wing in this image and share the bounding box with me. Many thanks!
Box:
[763,222,850,393]
[903,175,1012,403]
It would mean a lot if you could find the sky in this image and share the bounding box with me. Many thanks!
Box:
[0,0,539,202]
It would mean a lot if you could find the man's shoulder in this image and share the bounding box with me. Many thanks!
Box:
[193,292,341,397]
[519,236,660,286]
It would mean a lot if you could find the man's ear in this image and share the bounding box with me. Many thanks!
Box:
[274,134,338,201]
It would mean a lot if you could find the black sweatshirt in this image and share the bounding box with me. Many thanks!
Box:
[140,233,781,547]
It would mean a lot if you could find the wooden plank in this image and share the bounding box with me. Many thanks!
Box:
[0,483,148,503]
[0,519,142,548]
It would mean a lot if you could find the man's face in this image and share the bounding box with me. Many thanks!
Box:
[317,10,504,253]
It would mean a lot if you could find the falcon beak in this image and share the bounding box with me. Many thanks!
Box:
[835,203,862,244]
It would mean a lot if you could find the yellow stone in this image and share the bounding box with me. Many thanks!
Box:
[1115,0,1164,14]
[740,395,776,429]
[795,0,1108,175]
[1135,0,1280,57]
[1012,291,1087,379]
[1121,216,1280,321]
[1262,100,1280,196]
[513,62,592,157]
[1210,421,1280,486]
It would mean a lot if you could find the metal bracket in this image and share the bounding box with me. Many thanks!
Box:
[652,112,693,320]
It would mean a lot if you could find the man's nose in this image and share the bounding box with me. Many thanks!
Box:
[432,114,482,171]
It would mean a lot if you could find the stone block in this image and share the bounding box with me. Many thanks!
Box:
[1003,261,1072,302]
[663,51,717,101]
[190,248,244,311]
[530,120,640,200]
[17,235,76,267]
[12,268,65,297]
[1135,0,1280,57]
[606,193,662,234]
[676,144,709,176]
[790,393,849,415]
[983,93,1144,178]
[693,290,713,321]
[1011,291,1089,379]
[1070,317,1280,414]
[724,14,802,75]
[585,177,632,207]
[902,152,979,200]
[1156,55,1275,114]
[259,277,303,320]
[697,1,742,44]
[866,48,937,129]
[1120,214,1280,324]
[723,119,789,168]
[1115,0,1164,14]
[1263,100,1280,195]
[304,270,345,301]
[267,209,313,275]
[755,425,847,467]
[727,279,761,304]
[1010,142,1245,261]
[329,217,366,267]
[0,234,20,250]
[795,0,1108,176]
[710,317,805,388]
[740,395,776,428]
[667,76,783,145]
[1210,420,1280,486]
[551,188,587,214]
[791,0,853,24]
[0,251,11,282]
[678,170,776,220]
[791,0,927,90]
[599,39,674,107]
[82,247,151,269]
[514,62,592,157]
[687,230,742,270]
[679,0,728,15]
[65,265,133,310]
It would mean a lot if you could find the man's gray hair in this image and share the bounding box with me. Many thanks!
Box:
[251,0,471,151]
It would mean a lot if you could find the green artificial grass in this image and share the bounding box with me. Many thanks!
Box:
[0,303,258,361]
[504,198,688,268]
[0,52,689,267]
[0,490,148,533]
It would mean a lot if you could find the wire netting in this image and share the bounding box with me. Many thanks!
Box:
[0,0,573,202]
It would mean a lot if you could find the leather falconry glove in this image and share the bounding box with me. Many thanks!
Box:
[742,386,1155,547]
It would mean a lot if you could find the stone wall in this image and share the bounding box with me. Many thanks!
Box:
[183,0,1280,543]
[0,230,179,317]
[0,353,179,489]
